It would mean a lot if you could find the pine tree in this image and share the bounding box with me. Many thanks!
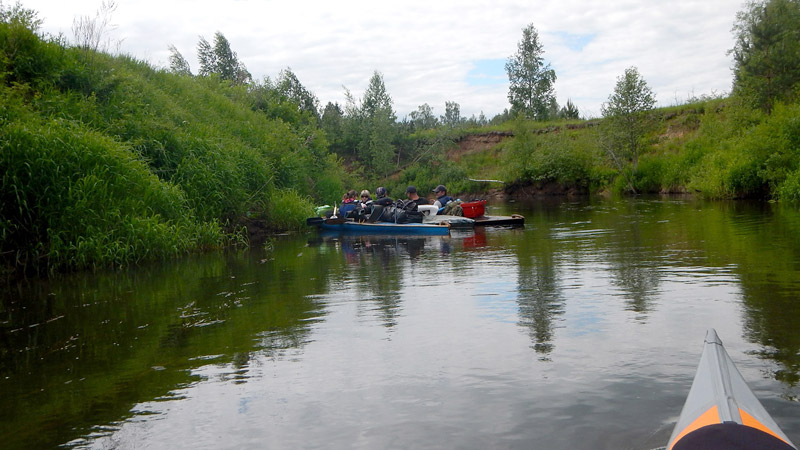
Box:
[731,0,800,113]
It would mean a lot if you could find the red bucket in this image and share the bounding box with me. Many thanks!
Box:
[461,200,486,218]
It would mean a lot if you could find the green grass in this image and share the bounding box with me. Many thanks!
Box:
[1,20,343,275]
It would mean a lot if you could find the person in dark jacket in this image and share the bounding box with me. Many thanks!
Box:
[432,185,453,209]
[367,187,393,222]
[405,186,429,207]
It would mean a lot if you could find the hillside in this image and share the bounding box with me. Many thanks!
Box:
[1,18,343,276]
[386,99,800,203]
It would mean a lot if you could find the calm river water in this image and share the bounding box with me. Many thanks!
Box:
[2,198,800,449]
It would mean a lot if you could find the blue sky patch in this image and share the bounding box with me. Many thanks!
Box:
[467,59,508,86]
[554,32,596,51]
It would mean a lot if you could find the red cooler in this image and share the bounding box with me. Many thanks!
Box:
[461,200,486,218]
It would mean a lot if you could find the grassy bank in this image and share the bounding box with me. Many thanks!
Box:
[383,98,800,202]
[1,17,343,275]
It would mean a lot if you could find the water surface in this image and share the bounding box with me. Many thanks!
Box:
[2,198,799,449]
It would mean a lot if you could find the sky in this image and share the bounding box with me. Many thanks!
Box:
[25,0,744,119]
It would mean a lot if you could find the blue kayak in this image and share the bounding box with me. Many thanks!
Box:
[667,329,796,450]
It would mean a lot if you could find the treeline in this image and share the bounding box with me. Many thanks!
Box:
[167,31,511,191]
[0,5,345,275]
[499,0,800,200]
[3,0,800,277]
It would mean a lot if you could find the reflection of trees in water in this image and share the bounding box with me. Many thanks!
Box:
[721,205,800,393]
[257,327,314,360]
[514,236,565,360]
[327,236,430,329]
[0,234,337,449]
[608,261,660,318]
[606,218,661,320]
[740,283,800,391]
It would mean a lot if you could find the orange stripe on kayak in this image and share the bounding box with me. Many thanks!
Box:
[740,409,791,445]
[668,406,720,450]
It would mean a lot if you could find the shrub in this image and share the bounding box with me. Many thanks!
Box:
[260,188,315,231]
[777,169,800,201]
[0,113,223,272]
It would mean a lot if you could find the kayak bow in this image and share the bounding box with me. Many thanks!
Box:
[667,329,796,450]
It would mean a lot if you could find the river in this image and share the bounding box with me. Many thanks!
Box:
[1,197,799,449]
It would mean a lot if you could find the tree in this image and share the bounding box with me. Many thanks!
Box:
[409,103,438,130]
[249,74,318,126]
[362,71,394,118]
[321,102,345,154]
[168,44,191,75]
[601,66,656,189]
[490,109,512,125]
[276,68,319,120]
[196,32,251,84]
[196,35,215,76]
[342,71,397,176]
[441,101,463,128]
[465,111,488,127]
[505,23,557,121]
[730,0,800,114]
[559,99,580,119]
[0,2,42,31]
[213,32,239,81]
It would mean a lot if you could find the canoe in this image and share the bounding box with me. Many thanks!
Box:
[308,217,450,236]
[667,329,796,450]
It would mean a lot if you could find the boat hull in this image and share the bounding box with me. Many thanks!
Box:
[319,220,450,236]
[668,329,796,450]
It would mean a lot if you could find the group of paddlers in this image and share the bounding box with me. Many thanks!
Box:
[336,185,458,223]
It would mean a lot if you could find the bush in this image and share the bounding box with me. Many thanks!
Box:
[0,112,223,272]
[777,169,800,201]
[1,23,346,273]
[260,188,315,231]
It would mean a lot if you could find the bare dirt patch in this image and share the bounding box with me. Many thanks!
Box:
[447,131,512,161]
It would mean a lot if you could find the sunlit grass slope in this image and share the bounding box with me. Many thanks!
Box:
[1,21,341,274]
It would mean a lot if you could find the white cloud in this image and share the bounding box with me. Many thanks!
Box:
[28,0,742,119]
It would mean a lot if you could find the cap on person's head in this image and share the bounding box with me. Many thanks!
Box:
[433,185,447,193]
[376,186,387,197]
[406,186,417,194]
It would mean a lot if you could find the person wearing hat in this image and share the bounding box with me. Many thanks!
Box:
[405,186,430,206]
[366,186,393,222]
[373,186,393,206]
[432,185,453,208]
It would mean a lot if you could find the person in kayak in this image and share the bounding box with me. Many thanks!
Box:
[432,185,453,209]
[373,187,392,206]
[342,190,356,204]
[359,190,372,207]
[339,190,358,217]
[404,186,430,208]
[367,187,392,222]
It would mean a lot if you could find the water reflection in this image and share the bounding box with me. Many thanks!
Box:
[1,199,799,449]
[606,220,662,320]
[0,239,330,449]
[513,226,564,359]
